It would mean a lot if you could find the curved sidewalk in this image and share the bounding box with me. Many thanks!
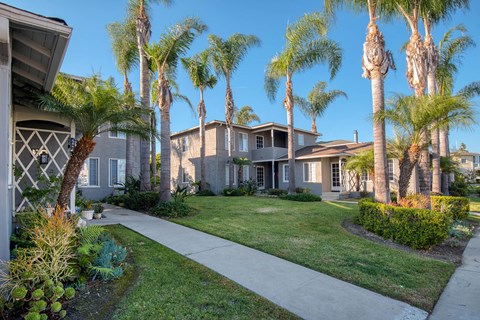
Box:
[92,205,428,320]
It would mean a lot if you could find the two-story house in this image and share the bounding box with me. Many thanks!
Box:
[453,150,480,182]
[170,121,318,194]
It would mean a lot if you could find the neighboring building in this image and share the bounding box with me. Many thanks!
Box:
[452,151,480,181]
[170,121,319,194]
[0,3,73,261]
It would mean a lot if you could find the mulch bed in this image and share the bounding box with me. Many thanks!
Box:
[342,218,480,265]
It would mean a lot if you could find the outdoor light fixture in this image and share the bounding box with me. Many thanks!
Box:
[68,137,77,151]
[32,148,50,165]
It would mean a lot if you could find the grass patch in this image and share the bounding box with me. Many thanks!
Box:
[174,197,455,311]
[469,196,480,212]
[92,225,298,320]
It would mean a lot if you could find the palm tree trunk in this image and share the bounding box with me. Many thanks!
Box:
[137,5,152,192]
[56,137,96,211]
[225,78,235,189]
[440,128,450,195]
[124,74,135,179]
[398,145,421,199]
[150,113,157,188]
[285,73,296,194]
[158,76,173,203]
[199,89,206,191]
[311,116,317,133]
[362,22,391,204]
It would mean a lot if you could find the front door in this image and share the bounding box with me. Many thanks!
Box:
[331,162,340,191]
[256,166,265,190]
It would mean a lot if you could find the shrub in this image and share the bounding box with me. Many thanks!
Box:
[358,199,449,249]
[449,220,475,239]
[171,186,192,203]
[449,180,469,197]
[90,234,127,281]
[104,194,128,206]
[125,191,159,211]
[267,188,288,196]
[221,188,243,196]
[93,203,104,214]
[431,196,470,220]
[239,178,258,196]
[150,202,195,218]
[396,194,430,209]
[279,193,322,202]
[295,187,305,194]
[196,189,215,196]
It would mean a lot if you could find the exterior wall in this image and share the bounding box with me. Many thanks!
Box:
[78,132,129,201]
[277,160,322,195]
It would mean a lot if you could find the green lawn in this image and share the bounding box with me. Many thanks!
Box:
[172,197,455,311]
[469,196,480,212]
[104,225,297,320]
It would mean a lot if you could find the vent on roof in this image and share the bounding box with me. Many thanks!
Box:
[353,130,358,143]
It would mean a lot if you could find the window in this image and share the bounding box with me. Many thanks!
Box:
[256,135,264,149]
[461,158,467,164]
[109,159,126,187]
[298,134,304,146]
[388,159,394,181]
[225,164,238,185]
[303,162,316,182]
[256,166,265,189]
[181,137,188,152]
[109,124,126,139]
[225,129,235,150]
[361,171,370,182]
[182,167,189,183]
[239,132,248,152]
[78,158,99,187]
[474,156,478,164]
[283,164,289,182]
[241,165,250,182]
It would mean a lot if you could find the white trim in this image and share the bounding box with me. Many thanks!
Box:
[303,162,316,183]
[331,162,340,191]
[239,132,248,152]
[225,129,235,151]
[78,157,100,188]
[225,164,238,186]
[282,164,289,183]
[108,158,126,187]
[255,135,264,149]
[256,166,265,189]
[298,134,305,146]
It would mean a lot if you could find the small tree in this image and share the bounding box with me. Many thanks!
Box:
[233,157,252,185]
[345,150,374,193]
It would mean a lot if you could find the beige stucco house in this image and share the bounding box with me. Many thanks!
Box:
[452,151,480,182]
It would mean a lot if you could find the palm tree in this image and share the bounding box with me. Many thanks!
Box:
[265,12,342,194]
[107,18,139,180]
[377,93,475,198]
[294,81,347,133]
[233,157,252,184]
[234,105,260,126]
[436,24,476,194]
[145,17,206,202]
[39,74,150,212]
[324,0,395,203]
[345,150,374,193]
[208,33,260,189]
[128,0,173,191]
[181,50,217,191]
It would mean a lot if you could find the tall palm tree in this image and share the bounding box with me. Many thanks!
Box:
[294,81,347,133]
[234,105,260,126]
[377,93,475,198]
[324,0,395,203]
[266,12,342,194]
[436,24,475,194]
[39,74,150,212]
[208,33,260,189]
[181,50,217,191]
[128,0,173,191]
[107,18,139,180]
[145,17,206,202]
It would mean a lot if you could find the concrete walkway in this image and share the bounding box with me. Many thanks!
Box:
[91,205,428,320]
[429,228,480,320]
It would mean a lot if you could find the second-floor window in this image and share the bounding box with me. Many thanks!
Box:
[239,132,248,152]
[256,135,264,149]
[225,129,235,151]
[461,158,467,164]
[182,167,189,183]
[298,134,304,146]
[181,137,188,152]
[78,158,99,187]
[109,123,126,139]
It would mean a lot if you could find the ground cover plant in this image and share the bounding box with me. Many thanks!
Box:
[67,225,297,320]
[174,197,455,311]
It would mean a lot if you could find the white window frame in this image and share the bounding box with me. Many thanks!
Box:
[78,157,100,188]
[461,158,467,164]
[225,164,238,185]
[182,167,189,183]
[181,136,188,153]
[225,129,235,151]
[388,159,394,182]
[303,162,316,183]
[242,165,250,182]
[109,158,126,187]
[283,164,289,182]
[298,134,305,146]
[109,123,126,139]
[239,132,248,152]
[256,135,264,149]
[256,166,265,189]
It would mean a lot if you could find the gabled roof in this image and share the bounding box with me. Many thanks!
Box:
[279,142,373,160]
[170,120,319,138]
[453,151,480,157]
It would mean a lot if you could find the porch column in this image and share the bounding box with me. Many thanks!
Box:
[0,16,12,261]
[339,157,343,193]
[69,121,76,212]
[271,129,275,188]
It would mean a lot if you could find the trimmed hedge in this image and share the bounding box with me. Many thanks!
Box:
[279,193,322,202]
[196,189,216,196]
[105,192,159,211]
[358,199,449,249]
[431,196,470,220]
[267,189,288,196]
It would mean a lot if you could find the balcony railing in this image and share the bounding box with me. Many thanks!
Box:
[252,147,288,161]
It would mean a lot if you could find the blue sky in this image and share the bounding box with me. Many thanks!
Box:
[6,0,479,150]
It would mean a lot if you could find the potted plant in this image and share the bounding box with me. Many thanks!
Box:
[82,199,94,220]
[93,203,104,219]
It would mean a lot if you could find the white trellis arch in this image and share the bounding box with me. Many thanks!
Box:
[14,124,72,212]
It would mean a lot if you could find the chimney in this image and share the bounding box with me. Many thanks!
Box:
[353,130,358,143]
